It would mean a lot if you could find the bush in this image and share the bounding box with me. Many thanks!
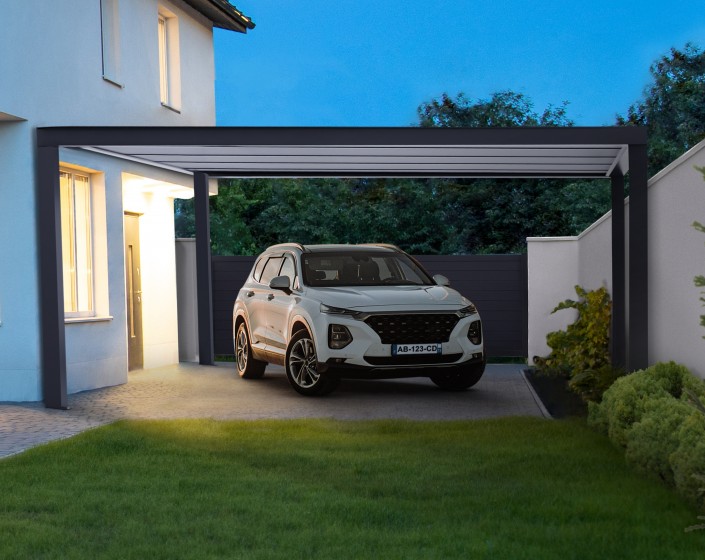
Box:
[534,285,620,402]
[671,409,705,509]
[589,361,705,509]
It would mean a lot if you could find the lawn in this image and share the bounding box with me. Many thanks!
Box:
[0,417,702,559]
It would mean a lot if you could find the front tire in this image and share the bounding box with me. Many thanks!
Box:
[235,321,266,379]
[431,363,485,391]
[285,330,339,396]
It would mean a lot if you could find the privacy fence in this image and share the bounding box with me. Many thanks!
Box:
[210,254,528,358]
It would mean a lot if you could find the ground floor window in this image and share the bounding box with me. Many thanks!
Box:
[60,170,94,316]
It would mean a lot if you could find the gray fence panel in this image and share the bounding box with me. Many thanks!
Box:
[212,254,528,358]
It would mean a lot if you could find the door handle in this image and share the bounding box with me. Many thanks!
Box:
[267,294,275,300]
[246,291,255,297]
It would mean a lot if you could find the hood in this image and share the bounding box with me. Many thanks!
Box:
[310,285,471,311]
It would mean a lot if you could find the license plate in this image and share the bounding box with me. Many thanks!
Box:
[392,343,442,356]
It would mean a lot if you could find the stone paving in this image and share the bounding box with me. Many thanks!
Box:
[0,363,546,459]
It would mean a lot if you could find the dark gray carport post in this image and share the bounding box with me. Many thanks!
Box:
[610,171,626,369]
[37,143,68,409]
[194,171,215,365]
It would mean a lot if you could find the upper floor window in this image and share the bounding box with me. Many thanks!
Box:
[158,7,181,111]
[60,170,94,316]
[100,0,122,85]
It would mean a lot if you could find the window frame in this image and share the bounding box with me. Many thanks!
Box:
[157,7,181,111]
[60,169,95,318]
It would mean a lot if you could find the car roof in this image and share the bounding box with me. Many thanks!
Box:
[266,243,401,254]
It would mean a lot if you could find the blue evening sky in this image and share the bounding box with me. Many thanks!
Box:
[214,1,705,127]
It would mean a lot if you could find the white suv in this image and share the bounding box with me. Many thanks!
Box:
[233,243,485,395]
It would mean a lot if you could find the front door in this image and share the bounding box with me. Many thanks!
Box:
[124,213,144,371]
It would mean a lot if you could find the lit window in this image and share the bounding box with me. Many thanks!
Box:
[158,9,181,110]
[60,170,94,316]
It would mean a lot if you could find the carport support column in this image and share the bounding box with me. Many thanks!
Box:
[610,172,626,369]
[628,144,649,371]
[194,172,215,365]
[37,145,68,409]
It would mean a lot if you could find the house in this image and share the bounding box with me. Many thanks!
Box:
[0,0,253,402]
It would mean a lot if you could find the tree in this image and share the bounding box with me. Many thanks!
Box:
[617,43,705,176]
[417,91,611,253]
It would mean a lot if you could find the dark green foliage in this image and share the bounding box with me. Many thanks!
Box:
[534,286,618,401]
[617,43,705,176]
[589,362,705,509]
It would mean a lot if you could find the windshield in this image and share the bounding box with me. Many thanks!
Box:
[302,252,434,287]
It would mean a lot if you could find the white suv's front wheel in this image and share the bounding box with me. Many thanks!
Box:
[235,322,266,379]
[285,330,339,396]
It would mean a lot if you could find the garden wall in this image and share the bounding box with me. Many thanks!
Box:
[528,140,705,378]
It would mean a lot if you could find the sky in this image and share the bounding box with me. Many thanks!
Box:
[214,1,705,127]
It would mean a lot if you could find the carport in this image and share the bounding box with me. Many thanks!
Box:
[37,126,648,409]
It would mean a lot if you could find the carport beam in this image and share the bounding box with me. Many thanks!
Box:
[194,171,215,365]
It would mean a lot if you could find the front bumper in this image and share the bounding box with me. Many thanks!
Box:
[317,352,486,380]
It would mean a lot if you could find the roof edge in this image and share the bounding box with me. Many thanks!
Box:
[182,0,255,33]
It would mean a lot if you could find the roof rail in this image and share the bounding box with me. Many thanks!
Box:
[267,242,308,253]
[363,243,404,252]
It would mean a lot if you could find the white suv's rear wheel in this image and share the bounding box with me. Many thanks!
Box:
[235,322,266,379]
[285,330,339,396]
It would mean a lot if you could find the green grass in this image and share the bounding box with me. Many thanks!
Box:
[0,418,702,559]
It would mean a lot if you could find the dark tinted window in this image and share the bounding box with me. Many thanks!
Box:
[302,252,433,287]
[252,257,267,282]
[260,257,284,285]
[279,255,297,288]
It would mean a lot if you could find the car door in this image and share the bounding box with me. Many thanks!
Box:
[244,255,283,348]
[265,253,299,356]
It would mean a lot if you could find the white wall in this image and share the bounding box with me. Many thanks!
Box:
[528,141,705,378]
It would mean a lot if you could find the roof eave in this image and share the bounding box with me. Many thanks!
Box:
[182,0,255,33]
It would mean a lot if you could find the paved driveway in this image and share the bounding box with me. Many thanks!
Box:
[0,363,545,459]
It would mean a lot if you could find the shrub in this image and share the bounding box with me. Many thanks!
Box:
[534,285,620,401]
[589,362,705,446]
[671,411,705,510]
[589,361,705,509]
[623,397,693,485]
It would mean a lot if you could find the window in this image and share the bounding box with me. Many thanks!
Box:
[60,170,94,316]
[158,8,181,110]
[100,0,122,85]
[279,255,298,289]
[260,257,283,286]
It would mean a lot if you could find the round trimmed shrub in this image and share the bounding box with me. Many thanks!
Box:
[671,412,705,509]
[588,362,705,447]
[623,397,693,485]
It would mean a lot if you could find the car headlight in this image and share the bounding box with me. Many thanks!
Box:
[320,303,361,317]
[457,303,478,317]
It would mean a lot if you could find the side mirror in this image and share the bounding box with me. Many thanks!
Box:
[433,274,450,287]
[269,275,291,293]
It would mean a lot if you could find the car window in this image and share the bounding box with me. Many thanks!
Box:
[260,256,283,285]
[252,257,267,283]
[302,252,433,287]
[279,255,297,288]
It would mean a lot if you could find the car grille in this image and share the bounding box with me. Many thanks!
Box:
[364,313,460,344]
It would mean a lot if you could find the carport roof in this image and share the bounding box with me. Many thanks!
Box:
[39,126,645,178]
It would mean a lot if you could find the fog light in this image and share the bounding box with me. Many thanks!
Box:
[328,324,352,349]
[468,320,482,345]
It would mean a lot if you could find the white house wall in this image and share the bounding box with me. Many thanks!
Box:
[528,142,705,378]
[0,0,216,127]
[0,1,225,400]
[0,122,42,401]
